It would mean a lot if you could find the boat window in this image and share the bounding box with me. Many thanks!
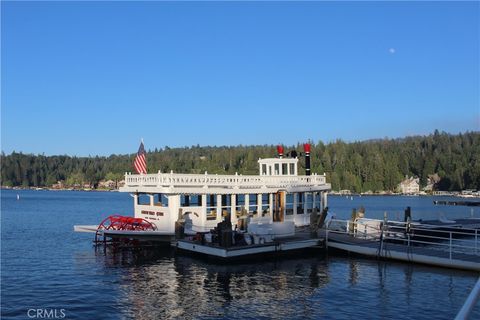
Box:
[286,193,294,215]
[274,163,279,175]
[305,193,313,213]
[206,214,217,221]
[297,192,304,214]
[262,164,267,175]
[162,194,169,206]
[207,194,216,207]
[282,163,288,175]
[262,194,270,215]
[153,194,163,206]
[314,192,321,210]
[221,195,231,207]
[206,194,217,220]
[222,206,232,219]
[290,163,295,175]
[180,195,191,207]
[248,194,258,214]
[137,194,150,205]
[236,194,245,206]
[184,195,201,206]
[269,166,272,175]
[297,192,304,204]
[249,194,257,206]
[235,195,245,215]
[220,195,232,219]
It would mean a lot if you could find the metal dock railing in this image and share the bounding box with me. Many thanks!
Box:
[324,219,480,271]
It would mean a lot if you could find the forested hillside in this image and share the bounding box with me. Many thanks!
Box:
[1,131,479,192]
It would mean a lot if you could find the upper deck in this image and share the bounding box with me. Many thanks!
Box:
[120,155,331,194]
[120,171,330,194]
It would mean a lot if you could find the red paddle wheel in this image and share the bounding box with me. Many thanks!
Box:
[95,215,157,243]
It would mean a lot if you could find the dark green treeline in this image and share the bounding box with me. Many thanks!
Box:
[1,131,479,192]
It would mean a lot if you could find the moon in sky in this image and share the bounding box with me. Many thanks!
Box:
[389,48,396,54]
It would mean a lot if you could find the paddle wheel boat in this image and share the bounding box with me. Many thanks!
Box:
[74,144,331,252]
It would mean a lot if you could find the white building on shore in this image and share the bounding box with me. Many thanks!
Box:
[398,176,420,194]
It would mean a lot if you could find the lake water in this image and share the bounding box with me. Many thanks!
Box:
[1,190,479,319]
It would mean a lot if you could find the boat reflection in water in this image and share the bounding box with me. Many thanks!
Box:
[96,246,330,319]
[90,245,479,320]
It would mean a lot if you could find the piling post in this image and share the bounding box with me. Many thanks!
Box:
[475,230,478,255]
[449,232,453,260]
[325,228,329,251]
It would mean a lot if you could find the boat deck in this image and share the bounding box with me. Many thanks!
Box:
[175,231,324,259]
[323,231,480,271]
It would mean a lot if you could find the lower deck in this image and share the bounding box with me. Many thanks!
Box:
[175,231,324,259]
[132,190,329,235]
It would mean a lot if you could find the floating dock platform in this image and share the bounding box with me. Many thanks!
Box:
[322,229,480,272]
[175,232,324,260]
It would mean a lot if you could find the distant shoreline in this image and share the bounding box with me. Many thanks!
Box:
[2,186,479,198]
[0,186,118,192]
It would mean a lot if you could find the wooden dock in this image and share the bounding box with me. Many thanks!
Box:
[324,232,480,272]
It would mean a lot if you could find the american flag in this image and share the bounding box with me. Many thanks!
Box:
[133,141,147,174]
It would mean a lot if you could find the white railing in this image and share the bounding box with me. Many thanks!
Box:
[385,222,479,259]
[123,172,328,189]
[325,218,480,259]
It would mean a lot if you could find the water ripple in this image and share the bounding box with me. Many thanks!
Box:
[1,190,479,319]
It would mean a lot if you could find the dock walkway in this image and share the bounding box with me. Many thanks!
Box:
[323,231,480,271]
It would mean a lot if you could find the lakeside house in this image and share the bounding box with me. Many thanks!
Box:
[96,179,125,190]
[423,173,440,192]
[398,176,420,194]
[51,180,65,190]
[98,180,116,189]
[460,189,480,197]
[45,179,126,191]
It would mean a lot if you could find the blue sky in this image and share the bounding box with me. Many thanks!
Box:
[1,1,479,156]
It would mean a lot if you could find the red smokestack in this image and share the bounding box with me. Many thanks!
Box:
[277,145,284,158]
[304,143,311,176]
[303,143,311,154]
